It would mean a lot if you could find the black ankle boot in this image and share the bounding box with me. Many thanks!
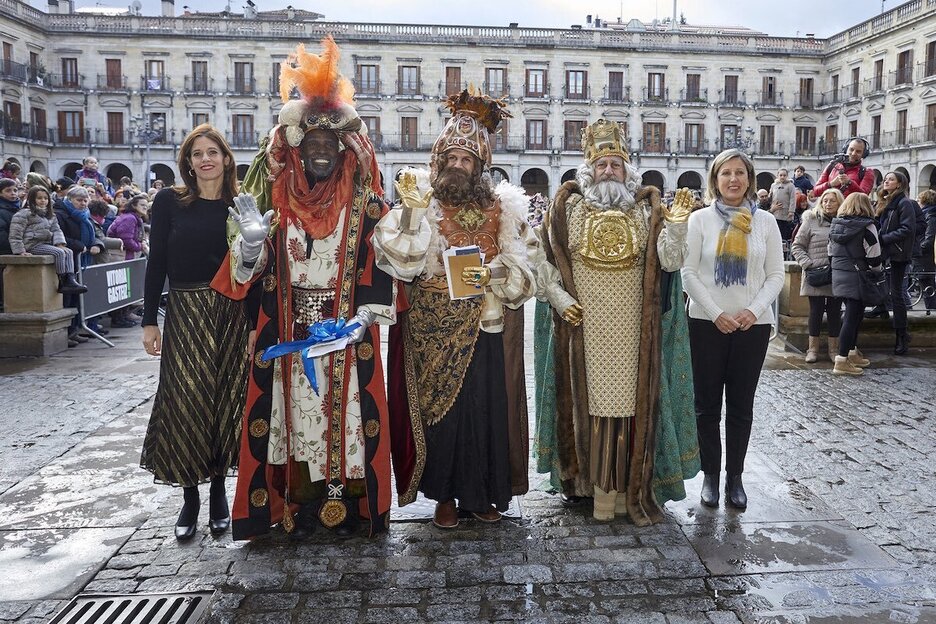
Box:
[700,473,719,507]
[894,330,909,355]
[864,305,888,319]
[332,502,360,539]
[289,502,319,540]
[57,273,88,295]
[208,477,230,535]
[175,486,200,541]
[725,475,747,509]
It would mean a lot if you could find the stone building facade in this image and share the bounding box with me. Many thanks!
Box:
[0,0,935,198]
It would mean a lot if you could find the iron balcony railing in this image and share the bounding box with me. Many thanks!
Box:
[679,87,708,103]
[641,86,669,104]
[353,78,382,97]
[97,74,128,90]
[601,85,631,104]
[141,75,171,91]
[716,89,746,106]
[227,77,256,94]
[184,75,213,92]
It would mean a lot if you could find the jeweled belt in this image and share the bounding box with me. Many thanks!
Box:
[291,286,334,328]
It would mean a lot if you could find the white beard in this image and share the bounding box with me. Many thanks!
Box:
[582,180,636,211]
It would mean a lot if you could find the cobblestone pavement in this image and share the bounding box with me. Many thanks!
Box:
[2,314,936,623]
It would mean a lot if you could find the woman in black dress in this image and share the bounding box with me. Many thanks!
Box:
[141,125,250,540]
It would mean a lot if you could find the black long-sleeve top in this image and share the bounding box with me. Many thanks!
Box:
[142,188,231,326]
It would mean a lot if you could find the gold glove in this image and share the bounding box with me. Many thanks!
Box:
[461,266,491,286]
[664,187,693,224]
[394,171,433,209]
[561,303,584,326]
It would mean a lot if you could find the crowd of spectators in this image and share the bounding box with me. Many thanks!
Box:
[0,157,163,347]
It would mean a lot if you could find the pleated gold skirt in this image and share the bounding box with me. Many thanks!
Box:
[140,283,249,487]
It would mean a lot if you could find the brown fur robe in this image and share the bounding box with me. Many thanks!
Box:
[547,181,666,526]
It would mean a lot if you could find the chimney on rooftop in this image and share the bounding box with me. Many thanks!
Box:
[161,0,174,17]
[47,0,58,14]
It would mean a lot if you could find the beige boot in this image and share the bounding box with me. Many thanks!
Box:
[804,336,820,363]
[593,486,616,521]
[827,337,839,363]
[848,348,870,368]
[833,355,863,376]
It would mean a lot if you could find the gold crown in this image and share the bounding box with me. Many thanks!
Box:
[582,119,629,164]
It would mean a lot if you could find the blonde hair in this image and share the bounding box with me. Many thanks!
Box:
[812,188,844,220]
[837,192,873,218]
[704,149,756,205]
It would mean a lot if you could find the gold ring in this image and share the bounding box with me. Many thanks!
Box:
[474,272,481,280]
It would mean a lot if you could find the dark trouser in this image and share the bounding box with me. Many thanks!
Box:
[920,269,936,310]
[807,296,843,337]
[689,319,771,476]
[838,298,865,356]
[888,261,909,330]
[776,219,794,242]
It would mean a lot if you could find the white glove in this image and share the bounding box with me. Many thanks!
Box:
[346,308,375,344]
[228,193,273,263]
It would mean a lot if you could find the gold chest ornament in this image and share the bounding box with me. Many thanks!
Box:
[439,201,502,259]
[578,207,646,270]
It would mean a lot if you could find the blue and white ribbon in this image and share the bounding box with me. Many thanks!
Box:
[260,317,362,395]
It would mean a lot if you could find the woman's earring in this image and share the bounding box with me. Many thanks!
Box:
[188,169,195,177]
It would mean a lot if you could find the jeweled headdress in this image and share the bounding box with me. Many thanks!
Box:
[432,89,512,167]
[582,119,630,164]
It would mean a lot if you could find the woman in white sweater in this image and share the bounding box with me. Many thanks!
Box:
[681,149,785,510]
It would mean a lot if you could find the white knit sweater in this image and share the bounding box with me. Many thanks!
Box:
[681,206,785,325]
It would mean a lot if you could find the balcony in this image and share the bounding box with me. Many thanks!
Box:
[863,76,885,96]
[375,133,437,151]
[562,135,583,151]
[793,141,817,156]
[751,141,787,156]
[816,89,840,108]
[641,87,669,105]
[228,131,259,148]
[678,87,708,105]
[716,89,746,107]
[638,138,670,154]
[756,90,783,107]
[524,135,554,151]
[97,74,129,91]
[141,75,172,92]
[1,120,53,143]
[917,59,936,82]
[396,80,423,98]
[794,91,815,109]
[95,129,130,146]
[483,82,510,99]
[676,138,710,155]
[491,135,526,152]
[841,82,862,101]
[561,85,590,102]
[184,76,214,93]
[227,78,256,95]
[876,126,933,149]
[522,84,550,101]
[601,85,630,104]
[55,128,92,145]
[353,78,382,98]
[0,59,28,82]
[887,68,913,89]
[47,73,85,90]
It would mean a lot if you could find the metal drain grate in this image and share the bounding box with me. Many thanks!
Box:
[49,592,213,624]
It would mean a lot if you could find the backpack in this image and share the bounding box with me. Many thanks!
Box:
[910,199,925,258]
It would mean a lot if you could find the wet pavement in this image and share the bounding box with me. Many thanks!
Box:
[1,307,936,623]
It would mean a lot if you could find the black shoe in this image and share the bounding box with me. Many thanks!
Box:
[110,318,137,328]
[288,502,319,540]
[725,475,747,509]
[208,477,230,536]
[57,273,88,295]
[175,486,200,541]
[700,473,719,507]
[559,492,584,508]
[68,332,89,343]
[894,331,910,356]
[333,518,359,539]
[67,338,79,348]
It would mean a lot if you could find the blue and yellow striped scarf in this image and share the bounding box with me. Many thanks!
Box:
[713,199,756,287]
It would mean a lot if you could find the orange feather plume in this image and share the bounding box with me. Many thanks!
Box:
[279,36,355,107]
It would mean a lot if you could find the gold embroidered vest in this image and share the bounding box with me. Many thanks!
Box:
[438,200,501,260]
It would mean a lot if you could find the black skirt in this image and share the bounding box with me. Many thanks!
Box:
[419,332,512,513]
[141,283,249,487]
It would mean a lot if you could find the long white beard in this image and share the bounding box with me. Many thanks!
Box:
[583,180,636,211]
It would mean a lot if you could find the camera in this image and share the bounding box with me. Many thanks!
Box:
[832,153,847,164]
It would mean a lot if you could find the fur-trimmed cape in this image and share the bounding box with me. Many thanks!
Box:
[547,180,666,526]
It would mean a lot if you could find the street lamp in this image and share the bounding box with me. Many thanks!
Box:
[131,114,165,188]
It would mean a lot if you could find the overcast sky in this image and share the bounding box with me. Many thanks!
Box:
[55,0,893,38]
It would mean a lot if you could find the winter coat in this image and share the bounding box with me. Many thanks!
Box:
[828,215,882,301]
[8,208,65,254]
[791,210,834,297]
[107,212,144,260]
[90,217,124,264]
[813,160,875,198]
[768,180,797,222]
[793,175,814,196]
[919,204,936,273]
[0,197,17,255]
[878,193,916,264]
[54,199,104,269]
